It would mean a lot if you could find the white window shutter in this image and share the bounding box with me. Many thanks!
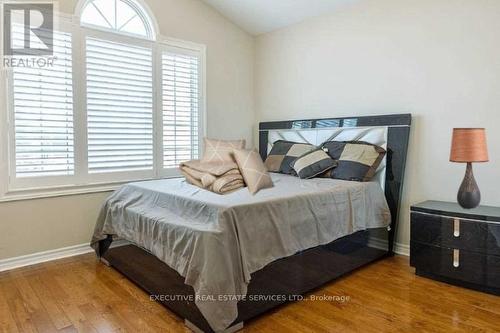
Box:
[86,37,154,173]
[12,30,74,178]
[162,50,200,169]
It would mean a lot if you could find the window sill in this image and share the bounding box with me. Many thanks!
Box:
[0,176,183,203]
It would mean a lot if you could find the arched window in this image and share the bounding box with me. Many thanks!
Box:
[80,0,156,39]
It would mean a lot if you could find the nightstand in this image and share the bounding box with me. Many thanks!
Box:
[410,200,500,295]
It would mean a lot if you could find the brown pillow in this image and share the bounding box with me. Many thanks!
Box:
[291,149,337,179]
[264,140,316,175]
[321,141,386,181]
[202,138,246,163]
[233,149,273,195]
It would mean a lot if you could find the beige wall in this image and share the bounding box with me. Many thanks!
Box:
[0,0,255,260]
[0,193,110,259]
[255,0,500,247]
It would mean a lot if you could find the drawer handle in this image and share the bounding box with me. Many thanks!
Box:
[453,249,460,268]
[453,219,460,237]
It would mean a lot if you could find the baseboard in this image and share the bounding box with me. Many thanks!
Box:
[0,239,130,272]
[394,242,409,256]
[368,237,409,257]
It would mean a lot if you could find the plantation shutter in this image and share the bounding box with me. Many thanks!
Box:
[162,49,200,169]
[86,37,153,173]
[12,30,74,178]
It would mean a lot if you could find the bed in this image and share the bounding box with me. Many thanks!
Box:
[93,114,411,333]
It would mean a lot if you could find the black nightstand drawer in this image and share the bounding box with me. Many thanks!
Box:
[411,211,500,256]
[410,242,487,285]
[487,255,500,288]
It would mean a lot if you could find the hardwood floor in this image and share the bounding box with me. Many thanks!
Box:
[1,254,499,333]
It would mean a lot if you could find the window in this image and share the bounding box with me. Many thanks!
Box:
[162,48,200,169]
[80,0,155,39]
[2,0,205,199]
[86,37,153,174]
[12,30,74,179]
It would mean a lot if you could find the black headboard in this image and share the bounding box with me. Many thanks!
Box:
[259,114,412,255]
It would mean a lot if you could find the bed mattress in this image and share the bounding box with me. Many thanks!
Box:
[91,173,390,331]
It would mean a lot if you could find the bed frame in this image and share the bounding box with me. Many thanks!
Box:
[99,114,411,333]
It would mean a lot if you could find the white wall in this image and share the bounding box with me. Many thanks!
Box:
[0,0,254,260]
[255,0,500,247]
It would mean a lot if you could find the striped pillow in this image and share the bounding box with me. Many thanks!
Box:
[264,140,316,175]
[291,149,337,179]
[321,141,386,182]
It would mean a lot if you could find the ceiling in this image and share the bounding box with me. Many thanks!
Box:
[202,0,359,35]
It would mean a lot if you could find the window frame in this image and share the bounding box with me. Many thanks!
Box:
[0,10,206,202]
[82,26,156,184]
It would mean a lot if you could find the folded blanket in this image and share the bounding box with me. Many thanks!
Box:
[180,160,245,194]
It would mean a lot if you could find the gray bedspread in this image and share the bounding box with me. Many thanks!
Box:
[91,173,390,332]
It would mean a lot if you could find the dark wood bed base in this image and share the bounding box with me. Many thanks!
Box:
[101,229,388,332]
[99,114,412,333]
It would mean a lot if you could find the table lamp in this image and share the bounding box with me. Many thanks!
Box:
[450,128,489,209]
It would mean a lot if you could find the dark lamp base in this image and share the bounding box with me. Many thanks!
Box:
[457,162,481,209]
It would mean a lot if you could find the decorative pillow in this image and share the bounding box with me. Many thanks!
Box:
[291,149,337,179]
[264,140,316,175]
[202,138,246,163]
[321,141,386,182]
[233,149,273,194]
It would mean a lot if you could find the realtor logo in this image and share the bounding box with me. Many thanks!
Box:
[3,3,54,56]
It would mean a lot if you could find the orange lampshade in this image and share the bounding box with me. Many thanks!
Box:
[450,128,489,163]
